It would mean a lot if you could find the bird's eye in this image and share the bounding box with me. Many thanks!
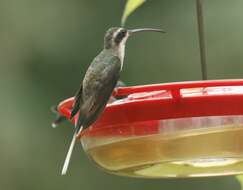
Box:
[115,30,127,44]
[118,31,126,38]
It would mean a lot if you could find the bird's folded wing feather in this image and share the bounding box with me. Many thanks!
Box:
[70,84,83,119]
[79,56,121,128]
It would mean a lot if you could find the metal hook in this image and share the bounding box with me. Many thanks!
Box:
[196,0,208,80]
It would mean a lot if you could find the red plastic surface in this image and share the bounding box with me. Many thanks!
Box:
[57,79,243,138]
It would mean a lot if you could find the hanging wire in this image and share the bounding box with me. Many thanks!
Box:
[196,0,208,80]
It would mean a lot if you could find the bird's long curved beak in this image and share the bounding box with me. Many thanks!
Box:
[128,28,166,35]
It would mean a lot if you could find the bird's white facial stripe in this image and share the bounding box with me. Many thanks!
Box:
[113,28,123,40]
[111,28,128,71]
[112,28,122,47]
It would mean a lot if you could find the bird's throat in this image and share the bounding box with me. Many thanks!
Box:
[118,44,125,71]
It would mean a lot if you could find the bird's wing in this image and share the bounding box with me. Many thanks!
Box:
[76,56,121,130]
[70,84,83,119]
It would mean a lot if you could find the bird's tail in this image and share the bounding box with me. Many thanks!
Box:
[61,97,88,175]
[61,126,83,175]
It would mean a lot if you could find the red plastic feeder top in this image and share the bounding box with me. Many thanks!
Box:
[57,79,243,138]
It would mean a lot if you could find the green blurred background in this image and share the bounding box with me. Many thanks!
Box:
[1,0,243,189]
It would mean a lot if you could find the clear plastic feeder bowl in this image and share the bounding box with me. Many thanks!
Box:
[58,79,243,178]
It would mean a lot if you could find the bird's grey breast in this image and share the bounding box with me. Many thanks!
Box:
[82,50,121,100]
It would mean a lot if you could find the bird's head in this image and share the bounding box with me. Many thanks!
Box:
[104,27,165,50]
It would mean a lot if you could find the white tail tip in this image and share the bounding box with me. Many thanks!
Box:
[61,126,83,175]
[61,132,77,175]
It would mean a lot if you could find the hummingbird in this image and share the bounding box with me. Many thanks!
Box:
[61,27,165,175]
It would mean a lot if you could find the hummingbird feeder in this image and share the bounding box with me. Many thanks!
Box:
[58,80,243,178]
[55,0,243,178]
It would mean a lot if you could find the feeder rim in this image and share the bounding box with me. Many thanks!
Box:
[57,79,243,138]
[113,79,243,96]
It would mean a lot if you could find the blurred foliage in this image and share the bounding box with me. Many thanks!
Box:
[1,0,243,189]
[121,0,146,26]
[237,176,243,189]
